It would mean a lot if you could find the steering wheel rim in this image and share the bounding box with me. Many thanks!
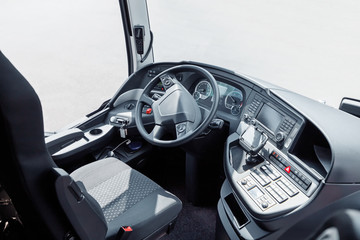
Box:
[135,64,219,147]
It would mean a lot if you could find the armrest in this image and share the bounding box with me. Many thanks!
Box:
[45,128,84,155]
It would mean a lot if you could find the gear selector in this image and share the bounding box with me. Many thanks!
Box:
[239,124,268,164]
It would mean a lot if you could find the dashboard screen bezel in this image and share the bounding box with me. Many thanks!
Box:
[256,104,284,135]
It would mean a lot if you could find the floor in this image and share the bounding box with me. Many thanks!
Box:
[140,148,219,240]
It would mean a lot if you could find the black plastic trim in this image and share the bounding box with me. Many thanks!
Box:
[118,0,134,76]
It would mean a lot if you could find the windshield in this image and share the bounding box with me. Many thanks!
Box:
[0,0,127,131]
[147,0,360,107]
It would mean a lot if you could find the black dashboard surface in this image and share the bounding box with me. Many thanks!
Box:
[96,61,360,239]
[109,61,360,185]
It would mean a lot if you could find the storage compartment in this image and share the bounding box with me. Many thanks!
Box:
[290,121,332,178]
[224,193,249,228]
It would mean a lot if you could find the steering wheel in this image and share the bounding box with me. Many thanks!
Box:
[135,65,219,147]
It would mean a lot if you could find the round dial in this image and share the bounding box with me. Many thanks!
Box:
[225,91,244,114]
[231,105,242,116]
[193,91,201,100]
[193,80,212,100]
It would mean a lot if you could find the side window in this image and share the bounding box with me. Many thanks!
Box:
[0,1,128,131]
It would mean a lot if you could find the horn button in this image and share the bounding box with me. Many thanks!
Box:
[154,87,197,125]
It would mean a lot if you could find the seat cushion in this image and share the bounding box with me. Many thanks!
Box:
[70,157,182,240]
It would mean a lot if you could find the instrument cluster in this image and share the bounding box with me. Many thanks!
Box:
[193,79,244,116]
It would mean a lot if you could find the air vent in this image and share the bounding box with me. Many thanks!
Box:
[248,97,261,114]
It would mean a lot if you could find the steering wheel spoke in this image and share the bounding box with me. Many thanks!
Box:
[149,124,166,140]
[139,94,155,106]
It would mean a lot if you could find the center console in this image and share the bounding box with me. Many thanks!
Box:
[218,91,323,238]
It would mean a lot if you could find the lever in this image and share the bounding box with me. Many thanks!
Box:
[208,119,224,129]
[238,124,269,164]
[249,133,268,157]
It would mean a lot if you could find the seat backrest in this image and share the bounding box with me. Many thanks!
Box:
[0,51,73,239]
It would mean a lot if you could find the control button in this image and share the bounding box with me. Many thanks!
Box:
[160,74,174,88]
[251,169,271,186]
[266,185,288,203]
[146,108,152,114]
[261,164,280,181]
[275,132,285,143]
[303,182,311,190]
[238,176,256,190]
[276,179,298,197]
[267,164,281,179]
[255,194,275,210]
[176,123,186,133]
[164,79,172,86]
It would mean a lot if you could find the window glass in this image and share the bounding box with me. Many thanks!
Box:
[147,0,360,107]
[0,0,127,131]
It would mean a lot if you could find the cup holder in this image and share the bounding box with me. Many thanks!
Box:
[89,128,103,136]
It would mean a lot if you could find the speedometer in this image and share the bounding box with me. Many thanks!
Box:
[193,80,212,100]
[225,91,243,115]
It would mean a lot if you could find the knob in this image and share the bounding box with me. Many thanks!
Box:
[110,116,117,123]
[275,132,285,143]
[243,114,250,123]
[240,179,247,185]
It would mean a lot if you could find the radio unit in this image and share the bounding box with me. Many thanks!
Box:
[243,94,302,149]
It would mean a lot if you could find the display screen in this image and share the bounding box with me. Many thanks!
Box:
[256,104,284,134]
[248,186,264,199]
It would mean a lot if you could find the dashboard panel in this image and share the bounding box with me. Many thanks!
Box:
[148,72,247,122]
[95,61,360,240]
[192,80,245,117]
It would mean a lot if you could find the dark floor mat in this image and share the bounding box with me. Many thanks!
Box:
[162,177,217,240]
[141,149,218,240]
[163,193,217,240]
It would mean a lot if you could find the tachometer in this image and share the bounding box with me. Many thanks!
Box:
[225,91,243,115]
[193,80,212,100]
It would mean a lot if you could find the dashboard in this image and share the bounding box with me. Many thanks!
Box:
[104,61,360,239]
[150,74,246,118]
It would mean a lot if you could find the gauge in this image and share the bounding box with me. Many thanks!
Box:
[193,80,212,100]
[193,91,201,100]
[225,91,243,115]
[231,105,242,116]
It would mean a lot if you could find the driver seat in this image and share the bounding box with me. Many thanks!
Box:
[0,51,182,240]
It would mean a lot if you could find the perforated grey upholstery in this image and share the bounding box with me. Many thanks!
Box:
[71,158,182,240]
[0,51,181,239]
